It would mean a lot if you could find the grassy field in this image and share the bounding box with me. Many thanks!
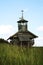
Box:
[0,43,43,65]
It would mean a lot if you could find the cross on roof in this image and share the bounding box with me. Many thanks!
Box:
[21,10,24,19]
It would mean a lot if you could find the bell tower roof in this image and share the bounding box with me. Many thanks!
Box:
[17,10,28,23]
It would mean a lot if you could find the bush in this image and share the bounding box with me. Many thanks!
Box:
[0,38,9,44]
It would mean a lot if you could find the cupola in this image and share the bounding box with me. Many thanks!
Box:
[17,10,28,31]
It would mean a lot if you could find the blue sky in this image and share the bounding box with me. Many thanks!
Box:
[0,0,43,46]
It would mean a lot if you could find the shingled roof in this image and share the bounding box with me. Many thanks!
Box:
[8,31,38,40]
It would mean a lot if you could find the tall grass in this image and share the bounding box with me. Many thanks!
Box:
[0,43,43,65]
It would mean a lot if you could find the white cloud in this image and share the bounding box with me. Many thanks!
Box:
[0,25,17,39]
[35,26,43,46]
[0,25,14,34]
[34,37,43,46]
[37,26,43,31]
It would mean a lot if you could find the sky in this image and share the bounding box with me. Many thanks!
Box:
[0,0,43,46]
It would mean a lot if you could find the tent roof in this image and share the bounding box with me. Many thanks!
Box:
[17,19,28,23]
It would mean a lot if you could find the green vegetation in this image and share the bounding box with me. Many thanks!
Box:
[0,43,43,65]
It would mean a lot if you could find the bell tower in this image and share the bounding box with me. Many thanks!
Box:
[17,10,28,31]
